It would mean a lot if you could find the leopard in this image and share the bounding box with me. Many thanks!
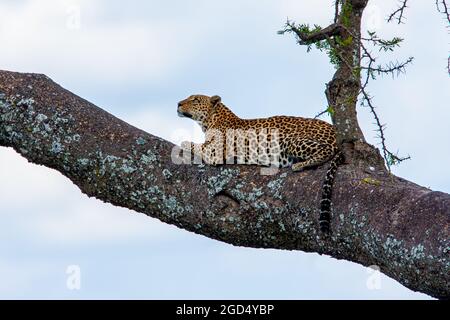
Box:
[177,94,343,233]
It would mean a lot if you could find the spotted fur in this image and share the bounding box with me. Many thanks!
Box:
[178,94,342,232]
[319,151,344,233]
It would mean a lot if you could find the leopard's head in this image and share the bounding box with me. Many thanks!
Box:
[177,94,221,124]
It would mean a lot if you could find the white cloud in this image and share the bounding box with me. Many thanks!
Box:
[0,148,72,205]
[0,0,338,88]
[0,148,182,244]
[25,199,178,245]
[277,0,335,24]
[122,107,205,144]
[0,0,204,85]
[0,261,35,297]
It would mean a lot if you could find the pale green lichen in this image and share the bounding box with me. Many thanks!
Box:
[141,150,157,165]
[410,244,426,259]
[53,115,70,125]
[50,140,63,153]
[17,97,35,107]
[162,194,186,215]
[142,184,189,216]
[78,158,90,166]
[250,187,264,198]
[2,111,15,122]
[207,167,239,196]
[235,182,245,189]
[162,168,172,179]
[267,172,287,199]
[382,234,405,255]
[35,113,48,122]
[228,184,266,211]
[43,123,52,133]
[136,137,147,145]
[94,154,121,176]
[120,161,137,174]
[253,201,269,210]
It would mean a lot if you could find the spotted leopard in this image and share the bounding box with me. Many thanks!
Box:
[177,94,343,233]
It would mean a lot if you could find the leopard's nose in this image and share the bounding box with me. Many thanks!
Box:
[177,102,182,107]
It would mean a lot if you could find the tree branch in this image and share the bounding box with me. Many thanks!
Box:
[280,21,343,45]
[0,70,449,299]
[334,0,340,23]
[436,0,450,24]
[388,0,409,24]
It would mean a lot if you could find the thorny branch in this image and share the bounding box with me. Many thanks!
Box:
[360,89,411,167]
[357,30,413,168]
[387,0,409,24]
[283,13,413,169]
[435,0,450,24]
[360,59,415,78]
[389,0,450,25]
[434,0,450,76]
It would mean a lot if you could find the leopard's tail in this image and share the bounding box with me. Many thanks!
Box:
[319,151,344,233]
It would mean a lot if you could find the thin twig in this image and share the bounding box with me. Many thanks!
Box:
[436,0,450,24]
[340,25,412,168]
[361,58,414,78]
[388,0,409,24]
[314,108,329,119]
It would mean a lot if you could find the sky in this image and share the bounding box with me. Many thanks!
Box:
[0,0,448,299]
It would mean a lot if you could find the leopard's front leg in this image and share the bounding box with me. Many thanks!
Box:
[180,140,223,165]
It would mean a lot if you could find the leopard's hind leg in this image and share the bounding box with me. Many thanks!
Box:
[287,139,336,172]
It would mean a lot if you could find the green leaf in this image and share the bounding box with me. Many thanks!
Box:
[326,105,335,116]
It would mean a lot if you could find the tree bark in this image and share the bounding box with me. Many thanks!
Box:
[0,70,448,299]
[327,0,368,149]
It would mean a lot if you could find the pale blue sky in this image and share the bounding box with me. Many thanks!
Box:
[0,0,448,299]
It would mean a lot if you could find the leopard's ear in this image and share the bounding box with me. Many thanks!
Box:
[210,95,221,106]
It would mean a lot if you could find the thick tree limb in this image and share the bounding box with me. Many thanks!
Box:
[0,70,448,299]
[326,0,368,148]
